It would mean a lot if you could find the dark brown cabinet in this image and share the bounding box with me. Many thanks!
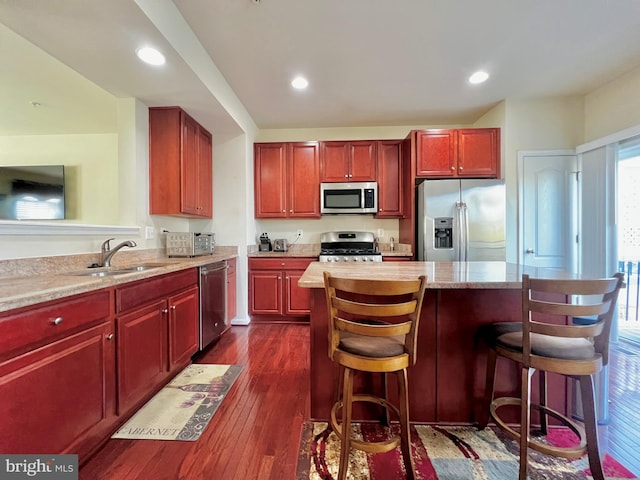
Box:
[320,140,377,182]
[149,106,213,218]
[0,290,115,459]
[254,142,320,218]
[415,128,499,179]
[248,257,314,322]
[376,139,404,218]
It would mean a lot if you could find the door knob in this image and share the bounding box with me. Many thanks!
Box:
[526,248,535,254]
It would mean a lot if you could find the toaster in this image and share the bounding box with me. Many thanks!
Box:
[273,238,288,252]
[166,232,215,257]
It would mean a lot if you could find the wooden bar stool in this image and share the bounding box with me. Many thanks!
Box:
[476,273,623,480]
[323,272,427,480]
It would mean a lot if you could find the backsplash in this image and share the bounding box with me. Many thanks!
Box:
[0,246,238,278]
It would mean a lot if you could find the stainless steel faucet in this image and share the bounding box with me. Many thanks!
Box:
[100,238,137,267]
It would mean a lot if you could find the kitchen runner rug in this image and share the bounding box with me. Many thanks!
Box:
[296,422,638,480]
[112,364,242,441]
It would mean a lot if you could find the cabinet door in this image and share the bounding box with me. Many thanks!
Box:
[376,140,403,217]
[288,142,320,217]
[285,270,311,315]
[457,128,499,178]
[168,287,199,372]
[116,300,168,415]
[320,142,350,182]
[349,140,377,181]
[180,114,200,215]
[227,258,237,323]
[0,322,115,455]
[249,270,282,314]
[197,127,213,217]
[254,143,287,218]
[416,130,456,178]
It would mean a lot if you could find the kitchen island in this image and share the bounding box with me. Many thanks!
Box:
[299,261,577,424]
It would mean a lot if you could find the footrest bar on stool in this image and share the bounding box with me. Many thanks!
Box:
[490,396,587,459]
[330,394,402,454]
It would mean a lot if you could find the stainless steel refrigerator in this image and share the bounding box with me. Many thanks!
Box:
[417,179,506,261]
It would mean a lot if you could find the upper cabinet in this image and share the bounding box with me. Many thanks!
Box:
[320,140,377,182]
[149,107,213,218]
[376,140,405,218]
[254,142,320,218]
[415,128,500,179]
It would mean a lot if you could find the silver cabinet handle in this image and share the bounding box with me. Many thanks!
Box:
[107,333,114,340]
[170,305,176,310]
[162,308,168,314]
[526,248,535,254]
[53,317,63,326]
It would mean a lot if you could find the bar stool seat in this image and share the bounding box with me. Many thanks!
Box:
[323,272,427,480]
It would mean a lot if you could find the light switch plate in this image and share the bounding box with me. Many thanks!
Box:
[145,226,155,239]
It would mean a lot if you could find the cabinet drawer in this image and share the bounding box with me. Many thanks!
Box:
[116,269,198,313]
[248,257,315,271]
[0,290,112,359]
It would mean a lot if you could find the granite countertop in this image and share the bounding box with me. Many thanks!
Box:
[0,247,238,314]
[298,261,580,289]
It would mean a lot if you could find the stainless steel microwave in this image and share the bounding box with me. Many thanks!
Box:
[320,182,378,214]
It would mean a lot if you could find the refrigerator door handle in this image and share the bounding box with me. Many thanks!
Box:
[455,201,469,262]
[462,201,469,261]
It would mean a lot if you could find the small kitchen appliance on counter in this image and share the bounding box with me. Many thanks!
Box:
[259,233,272,252]
[318,231,382,263]
[166,232,215,257]
[273,238,288,252]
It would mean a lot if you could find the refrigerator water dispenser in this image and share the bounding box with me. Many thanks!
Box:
[434,217,453,249]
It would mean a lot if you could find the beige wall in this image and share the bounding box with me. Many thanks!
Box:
[484,97,585,263]
[584,65,640,142]
[0,133,119,224]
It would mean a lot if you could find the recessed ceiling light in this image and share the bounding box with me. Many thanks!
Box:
[469,70,489,84]
[136,47,166,66]
[291,76,309,90]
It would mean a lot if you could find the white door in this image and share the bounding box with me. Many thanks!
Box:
[519,151,578,270]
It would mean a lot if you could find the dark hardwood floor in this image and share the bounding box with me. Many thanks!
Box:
[80,324,310,480]
[80,324,640,479]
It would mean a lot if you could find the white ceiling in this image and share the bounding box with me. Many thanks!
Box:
[2,0,640,137]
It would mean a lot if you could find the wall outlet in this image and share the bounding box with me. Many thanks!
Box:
[145,226,156,240]
[296,229,303,238]
[377,228,385,238]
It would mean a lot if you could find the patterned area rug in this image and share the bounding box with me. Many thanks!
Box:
[296,422,638,479]
[112,364,242,441]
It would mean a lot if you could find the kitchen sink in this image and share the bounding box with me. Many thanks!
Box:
[69,263,169,277]
[72,270,131,277]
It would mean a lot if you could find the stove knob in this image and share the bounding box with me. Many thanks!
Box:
[361,257,367,262]
[354,257,360,262]
[328,257,334,262]
[342,257,348,262]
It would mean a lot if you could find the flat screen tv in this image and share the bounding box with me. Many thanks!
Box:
[0,165,65,220]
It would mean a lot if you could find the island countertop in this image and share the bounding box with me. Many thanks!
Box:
[298,261,577,289]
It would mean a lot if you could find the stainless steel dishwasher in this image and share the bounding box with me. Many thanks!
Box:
[198,260,228,351]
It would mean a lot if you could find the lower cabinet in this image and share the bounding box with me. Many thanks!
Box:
[0,268,200,463]
[0,291,115,459]
[248,257,314,322]
[115,269,199,416]
[227,257,237,323]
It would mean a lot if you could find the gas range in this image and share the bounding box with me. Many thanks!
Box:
[318,231,382,263]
